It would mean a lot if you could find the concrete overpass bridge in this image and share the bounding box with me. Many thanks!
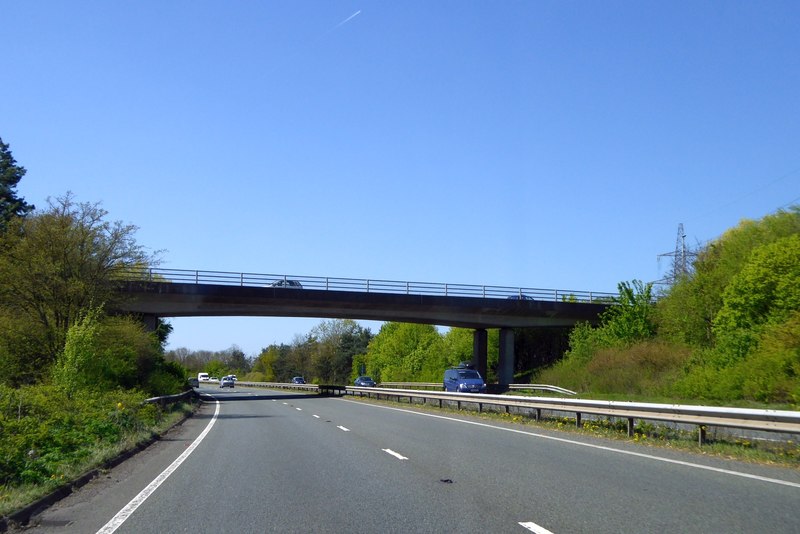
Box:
[114,268,615,386]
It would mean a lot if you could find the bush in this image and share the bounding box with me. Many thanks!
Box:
[0,384,151,486]
[585,341,691,395]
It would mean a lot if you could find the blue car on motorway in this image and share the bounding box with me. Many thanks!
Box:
[354,376,376,387]
[443,365,486,393]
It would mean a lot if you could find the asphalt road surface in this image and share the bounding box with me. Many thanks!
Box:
[22,385,800,533]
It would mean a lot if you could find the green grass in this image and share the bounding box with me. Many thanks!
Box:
[0,401,195,518]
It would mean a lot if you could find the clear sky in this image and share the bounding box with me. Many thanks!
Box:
[3,1,799,356]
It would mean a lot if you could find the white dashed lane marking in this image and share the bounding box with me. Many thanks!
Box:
[519,521,555,533]
[382,449,408,460]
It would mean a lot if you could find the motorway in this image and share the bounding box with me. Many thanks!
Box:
[23,385,800,533]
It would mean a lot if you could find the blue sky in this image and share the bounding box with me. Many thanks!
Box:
[3,1,799,356]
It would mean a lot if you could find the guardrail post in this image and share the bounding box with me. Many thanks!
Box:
[698,425,706,446]
[576,412,582,428]
[627,418,635,437]
[535,408,541,421]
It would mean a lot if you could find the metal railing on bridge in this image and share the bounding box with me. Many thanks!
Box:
[120,267,616,303]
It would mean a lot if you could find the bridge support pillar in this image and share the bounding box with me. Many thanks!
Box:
[141,314,159,332]
[472,329,488,381]
[498,328,515,387]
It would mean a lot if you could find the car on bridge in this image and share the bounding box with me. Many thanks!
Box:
[292,376,306,384]
[271,279,303,288]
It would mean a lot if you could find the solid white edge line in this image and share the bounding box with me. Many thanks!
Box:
[340,399,800,489]
[519,521,555,533]
[382,448,409,460]
[337,425,350,432]
[95,396,221,534]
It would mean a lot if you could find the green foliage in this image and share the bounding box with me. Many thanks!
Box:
[204,360,228,379]
[0,193,158,374]
[355,323,441,382]
[0,384,152,487]
[553,207,800,404]
[249,346,279,382]
[739,312,800,403]
[0,137,34,231]
[657,207,800,348]
[674,312,800,402]
[598,280,656,344]
[53,307,104,397]
[556,280,657,376]
[713,234,800,362]
[53,310,180,396]
[349,324,499,384]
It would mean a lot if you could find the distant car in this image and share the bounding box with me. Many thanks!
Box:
[507,294,534,300]
[188,377,200,388]
[210,376,219,382]
[219,376,235,388]
[271,279,303,288]
[354,376,376,387]
[198,372,210,382]
[291,376,306,384]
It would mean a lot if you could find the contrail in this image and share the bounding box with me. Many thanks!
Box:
[335,10,361,29]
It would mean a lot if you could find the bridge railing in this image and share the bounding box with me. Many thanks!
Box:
[120,267,616,304]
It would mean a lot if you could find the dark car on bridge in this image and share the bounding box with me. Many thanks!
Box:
[271,279,303,288]
[291,376,306,384]
[354,376,376,387]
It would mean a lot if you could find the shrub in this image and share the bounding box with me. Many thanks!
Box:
[0,384,151,487]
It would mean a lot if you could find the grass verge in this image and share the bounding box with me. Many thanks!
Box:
[0,400,195,521]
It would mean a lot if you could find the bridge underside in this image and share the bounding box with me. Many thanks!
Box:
[116,281,608,385]
[116,282,607,329]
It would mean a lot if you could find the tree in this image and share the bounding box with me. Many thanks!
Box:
[0,137,34,231]
[309,319,372,383]
[0,193,158,374]
[713,234,800,362]
[358,322,442,382]
[222,345,251,375]
[657,207,800,347]
[599,280,656,345]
